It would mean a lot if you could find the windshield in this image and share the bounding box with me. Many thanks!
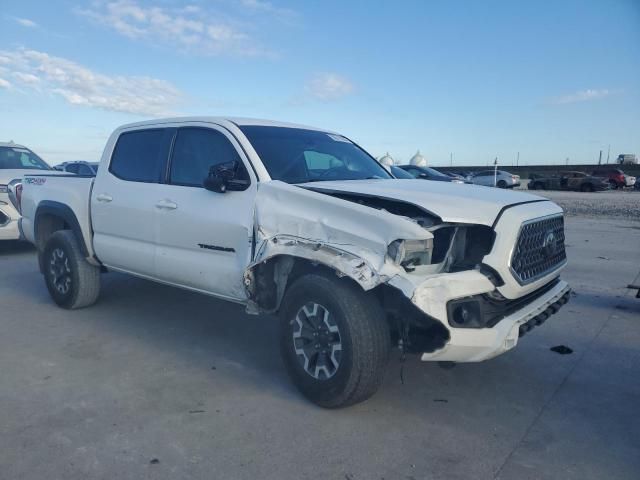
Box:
[239,126,392,183]
[0,146,51,170]
[391,166,414,179]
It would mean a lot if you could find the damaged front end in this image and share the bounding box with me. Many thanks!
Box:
[243,180,512,358]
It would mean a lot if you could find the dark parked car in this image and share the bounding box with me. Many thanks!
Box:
[528,171,609,192]
[397,165,465,183]
[54,161,99,176]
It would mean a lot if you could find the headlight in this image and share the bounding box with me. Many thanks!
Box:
[387,238,433,268]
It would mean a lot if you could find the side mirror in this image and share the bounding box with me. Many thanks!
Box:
[203,175,227,193]
[203,160,250,193]
[419,173,429,179]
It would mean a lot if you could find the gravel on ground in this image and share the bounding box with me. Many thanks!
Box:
[527,189,639,221]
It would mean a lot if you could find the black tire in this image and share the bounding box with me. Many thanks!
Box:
[608,179,619,190]
[580,183,594,192]
[279,273,390,408]
[497,180,507,188]
[532,182,545,190]
[43,230,100,309]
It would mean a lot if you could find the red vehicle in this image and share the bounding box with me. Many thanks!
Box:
[592,168,634,189]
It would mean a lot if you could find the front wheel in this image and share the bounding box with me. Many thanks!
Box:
[279,273,390,408]
[43,230,101,309]
[580,183,594,192]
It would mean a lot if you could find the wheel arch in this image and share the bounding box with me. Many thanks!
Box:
[34,201,91,272]
[244,254,373,314]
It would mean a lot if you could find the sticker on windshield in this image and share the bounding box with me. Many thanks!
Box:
[326,134,351,143]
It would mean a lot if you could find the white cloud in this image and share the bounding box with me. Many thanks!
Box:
[553,89,615,104]
[12,71,40,85]
[0,77,11,88]
[75,0,276,56]
[239,0,298,23]
[13,17,38,28]
[306,73,354,101]
[0,48,182,116]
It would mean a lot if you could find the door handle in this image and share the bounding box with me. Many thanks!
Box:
[156,199,178,210]
[96,193,113,203]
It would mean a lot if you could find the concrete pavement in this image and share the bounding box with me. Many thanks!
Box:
[0,217,638,480]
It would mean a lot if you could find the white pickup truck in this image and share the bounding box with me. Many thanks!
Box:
[18,117,570,407]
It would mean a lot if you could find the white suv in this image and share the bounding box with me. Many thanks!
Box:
[0,142,56,241]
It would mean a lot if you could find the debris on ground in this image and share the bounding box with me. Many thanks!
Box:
[550,345,573,355]
[150,459,160,465]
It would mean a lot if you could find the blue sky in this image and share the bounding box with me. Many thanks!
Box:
[1,0,638,166]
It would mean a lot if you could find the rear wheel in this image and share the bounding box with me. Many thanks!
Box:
[279,273,390,408]
[608,179,619,190]
[497,180,507,188]
[580,183,594,192]
[43,230,100,309]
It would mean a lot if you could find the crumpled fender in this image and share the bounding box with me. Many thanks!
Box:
[247,181,433,291]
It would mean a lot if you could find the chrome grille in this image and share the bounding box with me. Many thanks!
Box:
[511,214,566,285]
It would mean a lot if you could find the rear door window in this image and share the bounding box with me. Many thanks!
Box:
[110,129,173,183]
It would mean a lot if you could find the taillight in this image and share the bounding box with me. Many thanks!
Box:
[7,180,23,214]
[16,184,23,213]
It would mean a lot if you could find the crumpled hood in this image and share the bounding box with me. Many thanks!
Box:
[299,179,549,226]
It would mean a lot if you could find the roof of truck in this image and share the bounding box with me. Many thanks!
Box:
[117,117,334,133]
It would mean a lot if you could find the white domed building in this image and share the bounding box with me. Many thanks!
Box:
[409,150,427,167]
[378,152,395,167]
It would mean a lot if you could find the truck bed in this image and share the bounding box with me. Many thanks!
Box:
[21,174,96,258]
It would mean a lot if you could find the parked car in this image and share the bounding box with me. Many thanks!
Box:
[397,165,465,183]
[467,170,521,188]
[442,171,468,182]
[591,168,636,189]
[528,171,610,192]
[19,117,570,407]
[54,161,99,176]
[390,166,414,179]
[0,142,57,241]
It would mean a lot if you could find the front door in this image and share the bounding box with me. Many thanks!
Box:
[153,125,257,301]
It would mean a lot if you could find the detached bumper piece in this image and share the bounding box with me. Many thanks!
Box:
[517,288,570,337]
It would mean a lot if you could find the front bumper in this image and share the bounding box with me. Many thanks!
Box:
[413,275,570,362]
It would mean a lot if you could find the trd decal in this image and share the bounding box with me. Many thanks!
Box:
[24,177,46,185]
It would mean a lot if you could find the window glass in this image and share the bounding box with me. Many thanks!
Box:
[110,129,171,183]
[0,147,50,170]
[390,166,414,179]
[78,164,94,175]
[66,164,79,174]
[170,128,247,187]
[239,126,391,183]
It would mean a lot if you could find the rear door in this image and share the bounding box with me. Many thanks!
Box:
[153,124,257,301]
[91,128,174,277]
